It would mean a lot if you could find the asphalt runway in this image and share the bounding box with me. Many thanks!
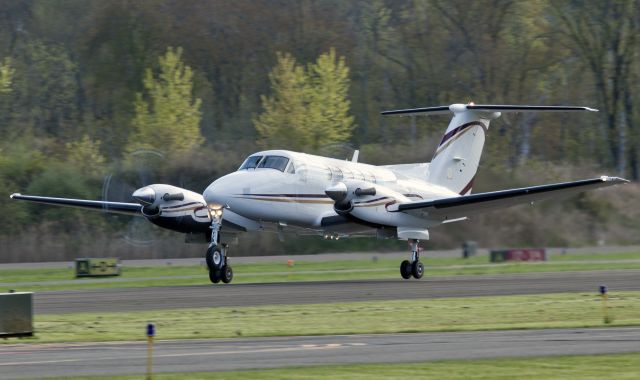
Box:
[1,327,639,379]
[35,270,640,314]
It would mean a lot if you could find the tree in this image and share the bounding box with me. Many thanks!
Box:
[126,47,203,158]
[307,49,355,150]
[5,41,79,139]
[552,0,639,178]
[254,49,354,151]
[65,135,106,178]
[0,57,13,93]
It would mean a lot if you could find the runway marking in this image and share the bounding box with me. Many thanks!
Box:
[0,358,81,366]
[0,343,365,367]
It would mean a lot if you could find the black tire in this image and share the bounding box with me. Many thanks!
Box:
[209,269,221,284]
[400,260,412,279]
[221,265,233,284]
[412,261,424,279]
[205,245,222,269]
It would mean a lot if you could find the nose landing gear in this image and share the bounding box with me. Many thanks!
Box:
[207,206,233,284]
[206,244,233,284]
[400,239,423,280]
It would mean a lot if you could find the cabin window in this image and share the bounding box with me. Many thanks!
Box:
[330,167,343,180]
[342,167,354,180]
[285,161,296,174]
[258,156,290,172]
[363,171,376,183]
[239,155,263,170]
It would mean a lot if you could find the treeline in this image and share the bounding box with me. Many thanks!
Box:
[1,0,639,261]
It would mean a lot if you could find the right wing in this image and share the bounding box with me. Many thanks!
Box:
[390,176,628,221]
[10,193,141,216]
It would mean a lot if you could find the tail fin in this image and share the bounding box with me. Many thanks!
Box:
[381,104,597,195]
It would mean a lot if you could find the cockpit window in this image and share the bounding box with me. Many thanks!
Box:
[239,155,262,170]
[258,155,289,172]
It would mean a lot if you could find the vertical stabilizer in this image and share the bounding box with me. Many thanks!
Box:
[381,104,598,195]
[428,104,497,195]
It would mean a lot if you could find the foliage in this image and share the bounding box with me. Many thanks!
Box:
[125,47,203,159]
[254,49,354,152]
[7,40,79,139]
[65,135,106,177]
[0,57,13,93]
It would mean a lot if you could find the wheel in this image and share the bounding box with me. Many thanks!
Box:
[412,261,424,279]
[400,260,412,279]
[221,265,233,284]
[205,245,222,269]
[209,269,221,284]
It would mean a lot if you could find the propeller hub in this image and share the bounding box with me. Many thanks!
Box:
[132,186,156,205]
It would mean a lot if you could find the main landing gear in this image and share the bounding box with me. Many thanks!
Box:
[206,206,233,284]
[400,239,424,280]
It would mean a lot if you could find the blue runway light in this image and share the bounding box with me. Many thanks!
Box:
[599,285,607,295]
[147,323,155,337]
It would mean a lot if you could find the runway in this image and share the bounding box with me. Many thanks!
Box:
[35,270,640,314]
[1,327,638,379]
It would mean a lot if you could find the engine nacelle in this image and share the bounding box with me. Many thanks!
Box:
[325,181,378,215]
[132,184,211,233]
[325,180,432,230]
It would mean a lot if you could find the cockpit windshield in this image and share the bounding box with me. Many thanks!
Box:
[238,155,262,170]
[258,156,289,172]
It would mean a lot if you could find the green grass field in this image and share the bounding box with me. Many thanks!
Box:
[5,291,636,344]
[42,353,640,380]
[2,251,639,292]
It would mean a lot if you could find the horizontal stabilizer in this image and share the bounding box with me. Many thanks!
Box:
[390,176,627,220]
[10,193,141,215]
[381,104,597,116]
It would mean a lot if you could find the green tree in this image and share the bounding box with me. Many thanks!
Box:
[254,49,354,152]
[6,41,79,139]
[126,47,203,158]
[307,48,354,150]
[65,135,106,178]
[0,57,13,93]
[552,0,639,178]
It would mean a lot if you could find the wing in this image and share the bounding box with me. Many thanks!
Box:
[10,193,141,216]
[390,176,628,221]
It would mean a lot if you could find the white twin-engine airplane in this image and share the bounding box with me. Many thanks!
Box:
[11,104,628,284]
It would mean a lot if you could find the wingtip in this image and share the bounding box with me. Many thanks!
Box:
[9,193,20,199]
[585,107,599,112]
[600,176,629,184]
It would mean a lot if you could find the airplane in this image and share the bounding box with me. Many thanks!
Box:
[10,103,628,284]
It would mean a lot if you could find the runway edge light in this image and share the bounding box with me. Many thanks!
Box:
[147,322,155,380]
[147,323,155,337]
[599,285,611,324]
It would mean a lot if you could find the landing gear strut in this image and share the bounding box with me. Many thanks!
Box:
[400,239,423,280]
[207,206,233,284]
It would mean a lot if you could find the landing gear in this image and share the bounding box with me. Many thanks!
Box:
[400,239,424,280]
[220,265,233,283]
[206,205,233,284]
[209,267,221,283]
[400,260,412,279]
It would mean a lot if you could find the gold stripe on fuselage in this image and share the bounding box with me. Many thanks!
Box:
[233,196,333,204]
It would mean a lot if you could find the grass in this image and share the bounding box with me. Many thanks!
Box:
[1,251,639,292]
[41,352,640,380]
[5,291,638,344]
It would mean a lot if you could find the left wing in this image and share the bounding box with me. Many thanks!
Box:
[389,176,628,221]
[10,193,141,216]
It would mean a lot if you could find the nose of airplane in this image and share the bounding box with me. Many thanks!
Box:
[203,171,248,205]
